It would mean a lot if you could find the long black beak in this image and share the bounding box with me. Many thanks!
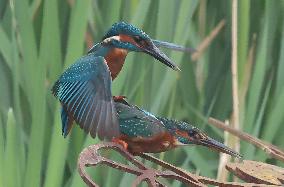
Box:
[142,41,181,71]
[198,137,242,158]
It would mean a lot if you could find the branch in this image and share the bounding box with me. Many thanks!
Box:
[208,117,284,162]
[77,142,283,186]
[77,142,203,187]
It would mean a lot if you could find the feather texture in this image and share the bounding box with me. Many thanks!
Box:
[52,54,119,140]
[115,100,166,138]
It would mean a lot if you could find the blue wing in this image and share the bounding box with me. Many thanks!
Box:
[52,54,119,140]
[114,99,166,138]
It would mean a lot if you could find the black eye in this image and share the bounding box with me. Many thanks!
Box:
[188,130,197,137]
[133,36,144,44]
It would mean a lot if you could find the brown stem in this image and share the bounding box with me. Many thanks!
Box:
[208,117,284,162]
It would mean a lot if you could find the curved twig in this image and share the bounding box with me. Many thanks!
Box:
[77,142,203,187]
[78,142,283,186]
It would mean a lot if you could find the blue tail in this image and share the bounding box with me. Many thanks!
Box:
[61,107,73,138]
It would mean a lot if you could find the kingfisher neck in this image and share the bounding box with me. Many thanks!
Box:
[104,48,128,80]
[90,43,111,57]
[90,43,128,80]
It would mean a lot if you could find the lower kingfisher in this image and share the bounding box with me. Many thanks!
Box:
[52,22,193,140]
[112,97,241,157]
[62,96,241,157]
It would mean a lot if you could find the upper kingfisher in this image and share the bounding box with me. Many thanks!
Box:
[113,97,241,157]
[52,22,193,140]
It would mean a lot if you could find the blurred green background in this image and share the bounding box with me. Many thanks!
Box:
[1,0,284,186]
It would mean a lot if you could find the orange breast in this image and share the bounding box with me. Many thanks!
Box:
[105,48,128,80]
[118,132,177,154]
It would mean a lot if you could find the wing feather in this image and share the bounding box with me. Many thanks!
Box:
[89,100,102,137]
[52,55,119,139]
[77,91,92,124]
[70,84,88,112]
[73,87,91,119]
[96,101,107,140]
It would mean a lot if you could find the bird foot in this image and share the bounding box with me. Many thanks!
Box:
[112,137,128,150]
[113,95,127,101]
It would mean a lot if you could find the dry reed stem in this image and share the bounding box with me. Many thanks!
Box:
[208,117,284,163]
[217,120,231,181]
[231,2,241,180]
[198,0,207,38]
[191,19,226,61]
[85,30,94,49]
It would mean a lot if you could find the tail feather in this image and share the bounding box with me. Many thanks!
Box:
[61,107,74,137]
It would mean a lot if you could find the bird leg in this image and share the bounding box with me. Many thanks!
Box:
[112,137,128,150]
[113,95,127,101]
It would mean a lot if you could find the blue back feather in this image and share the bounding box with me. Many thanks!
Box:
[115,101,166,138]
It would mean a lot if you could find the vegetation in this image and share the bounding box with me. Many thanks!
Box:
[0,0,283,186]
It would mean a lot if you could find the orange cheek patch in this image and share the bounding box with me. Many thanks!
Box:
[175,130,189,138]
[119,34,137,45]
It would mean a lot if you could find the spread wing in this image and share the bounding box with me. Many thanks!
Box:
[52,55,119,140]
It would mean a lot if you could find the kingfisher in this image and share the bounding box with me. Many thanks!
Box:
[112,97,241,157]
[52,22,193,140]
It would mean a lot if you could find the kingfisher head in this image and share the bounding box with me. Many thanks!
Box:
[173,122,242,158]
[88,22,190,71]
